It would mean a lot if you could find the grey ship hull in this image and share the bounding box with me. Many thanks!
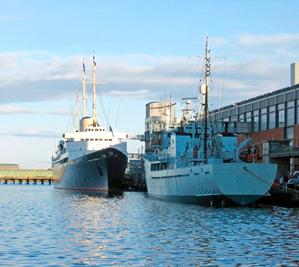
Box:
[53,148,127,193]
[144,160,277,206]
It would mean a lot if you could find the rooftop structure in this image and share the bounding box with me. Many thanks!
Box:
[291,62,299,86]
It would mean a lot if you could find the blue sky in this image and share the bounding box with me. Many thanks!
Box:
[1,0,299,168]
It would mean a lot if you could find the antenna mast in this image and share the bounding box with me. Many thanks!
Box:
[82,59,87,117]
[203,36,211,163]
[92,51,97,126]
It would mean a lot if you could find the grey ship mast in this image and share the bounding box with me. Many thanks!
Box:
[203,36,211,163]
[82,59,87,117]
[92,51,97,126]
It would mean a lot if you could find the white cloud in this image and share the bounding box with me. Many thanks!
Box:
[0,34,297,108]
[0,104,69,116]
[238,33,299,46]
[0,129,59,138]
[0,105,36,115]
[107,89,151,97]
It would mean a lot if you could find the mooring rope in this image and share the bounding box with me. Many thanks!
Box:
[243,166,299,196]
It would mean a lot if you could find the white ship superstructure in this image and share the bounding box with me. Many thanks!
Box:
[143,38,277,206]
[52,55,128,192]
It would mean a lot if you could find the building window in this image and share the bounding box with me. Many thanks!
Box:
[253,116,259,132]
[230,108,237,116]
[277,103,285,128]
[253,102,259,110]
[278,110,285,127]
[287,107,294,126]
[261,114,267,131]
[269,105,275,112]
[269,97,275,106]
[245,104,252,112]
[278,103,285,110]
[261,108,267,131]
[269,112,276,129]
[239,114,244,122]
[245,112,252,122]
[260,99,267,108]
[230,116,237,122]
[287,100,294,108]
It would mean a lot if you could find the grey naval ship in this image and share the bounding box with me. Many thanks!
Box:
[143,38,277,206]
[52,56,128,192]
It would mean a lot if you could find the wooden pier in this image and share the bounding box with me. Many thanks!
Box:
[0,169,53,185]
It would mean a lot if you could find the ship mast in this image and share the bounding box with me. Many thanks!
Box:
[92,51,97,126]
[75,91,80,131]
[82,59,87,117]
[203,36,211,163]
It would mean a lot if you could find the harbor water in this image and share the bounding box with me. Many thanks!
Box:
[0,185,298,266]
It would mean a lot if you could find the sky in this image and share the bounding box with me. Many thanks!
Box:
[1,0,299,168]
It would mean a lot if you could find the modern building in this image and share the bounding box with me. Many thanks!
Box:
[210,63,299,176]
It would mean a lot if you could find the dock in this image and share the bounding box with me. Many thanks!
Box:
[0,169,53,185]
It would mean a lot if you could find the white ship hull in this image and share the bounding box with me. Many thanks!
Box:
[53,148,127,193]
[144,160,277,206]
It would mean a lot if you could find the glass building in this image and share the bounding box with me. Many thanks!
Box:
[210,84,299,144]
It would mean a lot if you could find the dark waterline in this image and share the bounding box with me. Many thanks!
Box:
[0,185,298,266]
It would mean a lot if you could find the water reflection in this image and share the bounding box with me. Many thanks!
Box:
[0,186,298,266]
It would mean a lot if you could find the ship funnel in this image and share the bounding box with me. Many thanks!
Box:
[80,117,93,131]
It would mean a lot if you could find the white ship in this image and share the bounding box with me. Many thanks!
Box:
[52,55,128,192]
[143,38,277,206]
